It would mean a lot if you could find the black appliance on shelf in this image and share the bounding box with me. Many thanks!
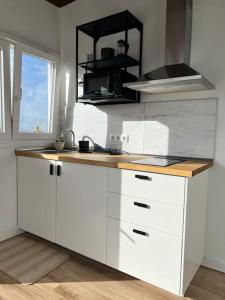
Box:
[101,47,115,59]
[79,69,137,104]
[76,10,143,105]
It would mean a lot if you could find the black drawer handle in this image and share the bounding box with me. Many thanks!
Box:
[135,174,152,181]
[134,202,150,209]
[57,165,61,176]
[133,229,149,237]
[49,164,54,176]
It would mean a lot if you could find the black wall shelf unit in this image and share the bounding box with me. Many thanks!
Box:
[76,10,143,105]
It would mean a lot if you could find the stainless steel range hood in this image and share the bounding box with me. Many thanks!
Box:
[124,0,214,94]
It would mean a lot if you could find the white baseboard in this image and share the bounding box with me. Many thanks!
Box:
[202,256,225,273]
[0,226,23,243]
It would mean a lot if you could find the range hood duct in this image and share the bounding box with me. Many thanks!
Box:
[124,0,214,94]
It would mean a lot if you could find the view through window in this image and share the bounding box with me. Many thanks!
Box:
[19,53,54,133]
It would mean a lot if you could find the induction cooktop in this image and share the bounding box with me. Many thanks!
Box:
[130,157,185,167]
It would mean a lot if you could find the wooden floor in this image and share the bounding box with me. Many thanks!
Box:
[0,235,224,300]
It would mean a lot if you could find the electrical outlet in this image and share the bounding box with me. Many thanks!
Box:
[120,134,129,143]
[110,134,118,143]
[116,135,121,142]
[110,133,129,143]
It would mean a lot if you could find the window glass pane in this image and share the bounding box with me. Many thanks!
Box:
[19,53,54,133]
[10,46,14,101]
[0,48,4,133]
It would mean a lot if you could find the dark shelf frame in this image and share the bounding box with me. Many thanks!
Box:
[76,10,143,105]
[77,10,143,39]
[78,54,140,71]
[78,97,140,106]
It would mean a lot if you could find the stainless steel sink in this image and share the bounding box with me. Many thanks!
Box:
[30,149,77,154]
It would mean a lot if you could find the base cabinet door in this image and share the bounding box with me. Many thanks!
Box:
[56,162,108,264]
[107,218,182,295]
[18,157,56,242]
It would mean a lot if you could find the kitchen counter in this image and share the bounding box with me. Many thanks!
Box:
[15,149,213,177]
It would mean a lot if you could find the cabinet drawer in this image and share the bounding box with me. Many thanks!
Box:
[107,218,182,295]
[108,193,184,236]
[109,168,185,206]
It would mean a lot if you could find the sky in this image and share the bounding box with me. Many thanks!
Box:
[10,49,50,133]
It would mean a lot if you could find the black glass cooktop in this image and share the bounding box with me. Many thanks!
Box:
[130,157,185,167]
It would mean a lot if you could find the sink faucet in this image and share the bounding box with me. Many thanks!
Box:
[61,128,78,149]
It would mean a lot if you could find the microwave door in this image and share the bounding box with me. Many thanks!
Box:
[83,71,113,98]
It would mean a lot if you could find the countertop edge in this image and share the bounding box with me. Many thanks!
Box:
[15,150,213,178]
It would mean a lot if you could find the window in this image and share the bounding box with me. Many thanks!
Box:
[13,43,58,139]
[19,53,54,133]
[0,39,58,140]
[0,39,11,139]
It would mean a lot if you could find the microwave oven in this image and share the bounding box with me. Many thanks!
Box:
[79,69,138,104]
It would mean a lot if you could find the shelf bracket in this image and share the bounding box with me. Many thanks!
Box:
[93,37,99,61]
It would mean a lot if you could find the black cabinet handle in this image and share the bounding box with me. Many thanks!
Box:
[57,165,61,176]
[134,202,150,209]
[135,174,152,181]
[49,164,54,176]
[133,229,149,237]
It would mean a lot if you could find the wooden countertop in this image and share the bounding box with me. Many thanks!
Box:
[15,150,213,178]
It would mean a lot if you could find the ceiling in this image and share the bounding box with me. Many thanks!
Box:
[46,0,76,7]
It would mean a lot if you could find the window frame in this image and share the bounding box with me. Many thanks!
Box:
[12,42,59,140]
[0,39,11,140]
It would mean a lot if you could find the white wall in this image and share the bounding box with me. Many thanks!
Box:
[0,0,60,52]
[191,0,225,273]
[59,0,225,273]
[0,0,60,241]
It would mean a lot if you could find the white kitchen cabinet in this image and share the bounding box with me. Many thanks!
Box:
[107,168,209,296]
[107,218,182,295]
[56,162,108,264]
[18,157,56,242]
[18,157,108,264]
